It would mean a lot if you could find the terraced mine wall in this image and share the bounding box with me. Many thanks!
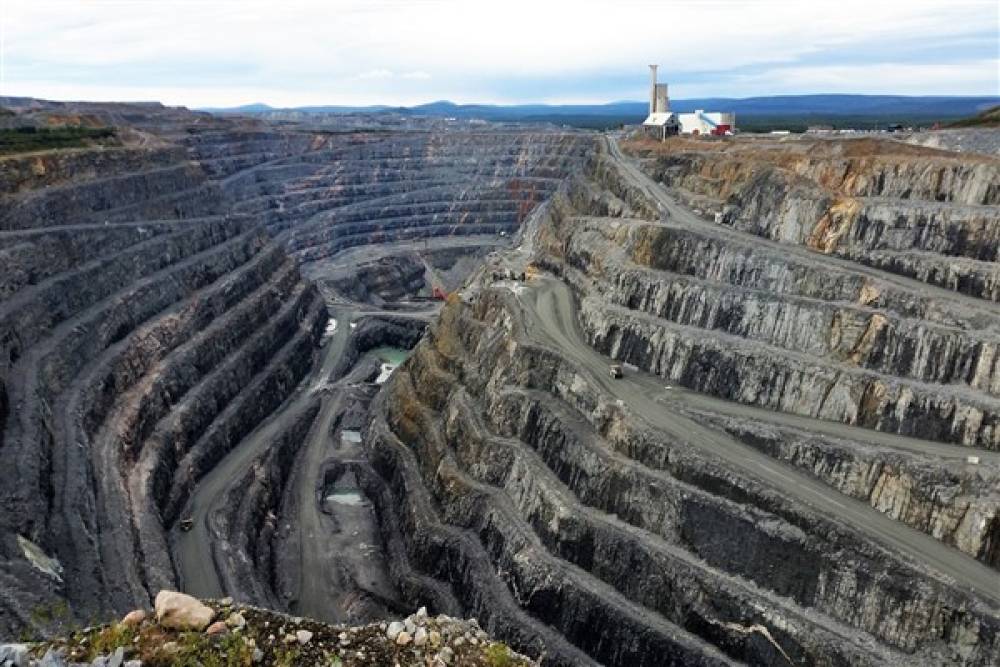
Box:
[0,109,327,635]
[0,146,225,230]
[547,151,1000,452]
[368,140,1000,666]
[693,409,1000,567]
[0,199,326,634]
[0,100,592,639]
[327,255,429,303]
[207,399,322,610]
[544,154,1000,556]
[626,136,1000,301]
[370,289,999,666]
[6,97,997,667]
[195,131,590,248]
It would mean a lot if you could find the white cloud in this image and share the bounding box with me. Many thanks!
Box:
[356,69,394,80]
[354,69,431,82]
[1,0,996,106]
[722,60,1000,97]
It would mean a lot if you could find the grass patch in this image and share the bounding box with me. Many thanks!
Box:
[0,125,116,155]
[172,631,255,667]
[484,642,514,667]
[81,623,138,660]
[66,623,255,667]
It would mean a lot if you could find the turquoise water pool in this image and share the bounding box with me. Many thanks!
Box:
[370,346,410,366]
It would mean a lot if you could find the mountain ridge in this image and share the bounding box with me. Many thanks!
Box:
[202,94,1000,121]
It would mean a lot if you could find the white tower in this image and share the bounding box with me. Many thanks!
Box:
[649,65,658,115]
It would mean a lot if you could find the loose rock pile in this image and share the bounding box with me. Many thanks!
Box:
[1,591,532,667]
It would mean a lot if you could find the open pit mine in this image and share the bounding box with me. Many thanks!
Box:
[0,98,998,666]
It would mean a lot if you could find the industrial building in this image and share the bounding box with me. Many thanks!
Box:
[641,65,679,139]
[677,110,735,135]
[641,65,735,138]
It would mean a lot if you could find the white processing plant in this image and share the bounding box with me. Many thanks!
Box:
[642,65,735,138]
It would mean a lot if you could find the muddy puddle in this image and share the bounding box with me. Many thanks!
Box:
[321,469,370,513]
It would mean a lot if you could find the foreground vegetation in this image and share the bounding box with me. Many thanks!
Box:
[947,105,1000,128]
[23,595,532,667]
[0,125,116,155]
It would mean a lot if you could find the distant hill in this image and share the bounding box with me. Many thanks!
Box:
[405,96,1000,121]
[201,95,1000,131]
[202,102,392,114]
[946,104,1000,128]
[202,103,275,113]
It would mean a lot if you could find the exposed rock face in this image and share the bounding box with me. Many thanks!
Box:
[0,146,224,231]
[904,127,1000,157]
[559,159,1000,451]
[684,407,1000,567]
[627,136,1000,301]
[0,103,324,636]
[0,140,326,633]
[5,96,999,667]
[368,136,1000,666]
[0,99,589,640]
[327,255,428,303]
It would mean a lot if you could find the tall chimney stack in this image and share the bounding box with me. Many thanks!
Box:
[649,65,658,115]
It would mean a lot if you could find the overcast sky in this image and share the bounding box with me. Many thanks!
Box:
[1,0,998,108]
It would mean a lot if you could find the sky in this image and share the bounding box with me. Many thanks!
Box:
[1,0,998,108]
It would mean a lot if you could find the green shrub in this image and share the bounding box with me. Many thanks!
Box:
[485,642,513,667]
[0,125,116,155]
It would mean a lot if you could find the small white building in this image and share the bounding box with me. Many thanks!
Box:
[677,110,736,136]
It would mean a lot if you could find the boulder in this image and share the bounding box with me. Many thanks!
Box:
[0,644,29,667]
[154,590,214,631]
[386,621,405,640]
[120,610,146,627]
[206,621,229,636]
[38,649,66,667]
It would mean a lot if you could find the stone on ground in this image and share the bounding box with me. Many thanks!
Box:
[154,590,215,631]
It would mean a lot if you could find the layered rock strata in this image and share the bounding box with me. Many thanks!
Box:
[625,136,1000,301]
[368,138,1000,666]
[0,100,590,639]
